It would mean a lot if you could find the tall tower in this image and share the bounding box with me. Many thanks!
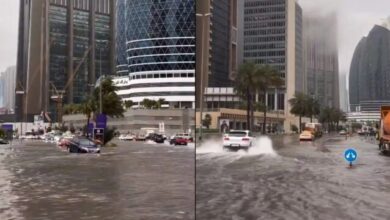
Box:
[303,13,340,109]
[117,0,196,109]
[243,0,303,131]
[15,0,115,122]
[195,0,238,106]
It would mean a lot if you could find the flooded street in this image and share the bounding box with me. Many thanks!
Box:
[196,134,390,220]
[0,140,194,220]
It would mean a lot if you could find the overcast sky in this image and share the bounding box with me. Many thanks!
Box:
[0,1,19,72]
[0,0,389,77]
[299,0,390,76]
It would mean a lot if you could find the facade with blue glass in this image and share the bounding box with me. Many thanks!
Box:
[115,0,195,109]
[16,0,115,122]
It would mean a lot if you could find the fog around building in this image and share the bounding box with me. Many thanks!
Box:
[299,0,390,88]
[0,1,19,72]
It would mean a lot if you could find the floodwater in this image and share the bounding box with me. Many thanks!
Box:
[196,134,390,220]
[0,140,194,220]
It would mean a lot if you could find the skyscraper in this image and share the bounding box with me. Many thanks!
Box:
[0,66,17,112]
[16,0,115,122]
[196,0,238,106]
[242,0,303,130]
[349,25,390,112]
[116,0,195,109]
[303,13,339,109]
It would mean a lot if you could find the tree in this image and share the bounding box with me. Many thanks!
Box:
[142,98,156,109]
[289,92,308,133]
[123,100,134,109]
[0,129,5,138]
[202,114,212,129]
[254,64,284,134]
[93,78,124,118]
[80,97,96,135]
[156,98,167,109]
[306,96,320,122]
[234,62,258,131]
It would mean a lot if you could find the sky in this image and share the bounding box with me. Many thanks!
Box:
[0,0,389,78]
[0,0,19,72]
[299,0,390,76]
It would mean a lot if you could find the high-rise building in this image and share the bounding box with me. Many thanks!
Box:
[116,0,195,109]
[349,25,390,112]
[196,0,238,106]
[303,13,339,109]
[0,66,17,112]
[242,0,303,130]
[339,73,348,112]
[16,0,115,122]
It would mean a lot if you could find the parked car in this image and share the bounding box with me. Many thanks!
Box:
[135,134,146,141]
[299,130,314,141]
[222,130,253,150]
[153,134,164,143]
[339,130,347,135]
[173,133,194,143]
[0,139,9,145]
[67,137,101,153]
[170,136,188,146]
[119,134,134,141]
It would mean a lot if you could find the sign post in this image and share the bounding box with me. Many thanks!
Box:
[93,128,104,145]
[344,148,357,167]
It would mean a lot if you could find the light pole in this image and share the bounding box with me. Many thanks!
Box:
[196,13,211,141]
[16,79,26,136]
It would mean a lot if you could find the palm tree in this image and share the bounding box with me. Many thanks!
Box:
[234,62,258,131]
[306,96,320,122]
[289,92,308,133]
[93,78,124,118]
[254,64,284,134]
[80,97,96,136]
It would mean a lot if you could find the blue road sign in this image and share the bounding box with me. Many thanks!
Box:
[96,114,107,129]
[344,149,357,162]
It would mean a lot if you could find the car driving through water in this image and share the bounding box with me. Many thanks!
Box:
[222,130,254,151]
[67,137,101,153]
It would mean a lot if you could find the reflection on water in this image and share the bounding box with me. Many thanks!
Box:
[0,141,194,220]
[197,136,390,220]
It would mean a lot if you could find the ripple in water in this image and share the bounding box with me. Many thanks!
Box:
[196,136,277,156]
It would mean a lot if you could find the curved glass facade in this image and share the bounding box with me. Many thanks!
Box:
[116,0,195,108]
[115,0,127,76]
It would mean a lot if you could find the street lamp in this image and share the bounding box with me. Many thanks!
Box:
[196,12,211,141]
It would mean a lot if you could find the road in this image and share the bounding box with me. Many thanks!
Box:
[196,134,390,220]
[0,140,194,220]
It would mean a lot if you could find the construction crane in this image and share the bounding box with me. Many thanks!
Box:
[50,46,93,125]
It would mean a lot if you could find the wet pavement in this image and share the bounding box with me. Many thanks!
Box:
[196,134,390,220]
[0,140,194,220]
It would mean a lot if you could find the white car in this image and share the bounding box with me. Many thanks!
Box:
[223,130,253,150]
[120,134,134,141]
[299,130,314,141]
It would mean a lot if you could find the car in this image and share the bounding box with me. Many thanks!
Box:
[173,133,194,143]
[135,134,146,141]
[119,134,134,141]
[299,130,314,141]
[339,130,347,135]
[171,136,188,146]
[152,134,164,143]
[0,138,9,145]
[222,130,253,150]
[67,137,101,153]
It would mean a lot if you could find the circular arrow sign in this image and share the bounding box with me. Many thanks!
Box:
[344,148,357,162]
